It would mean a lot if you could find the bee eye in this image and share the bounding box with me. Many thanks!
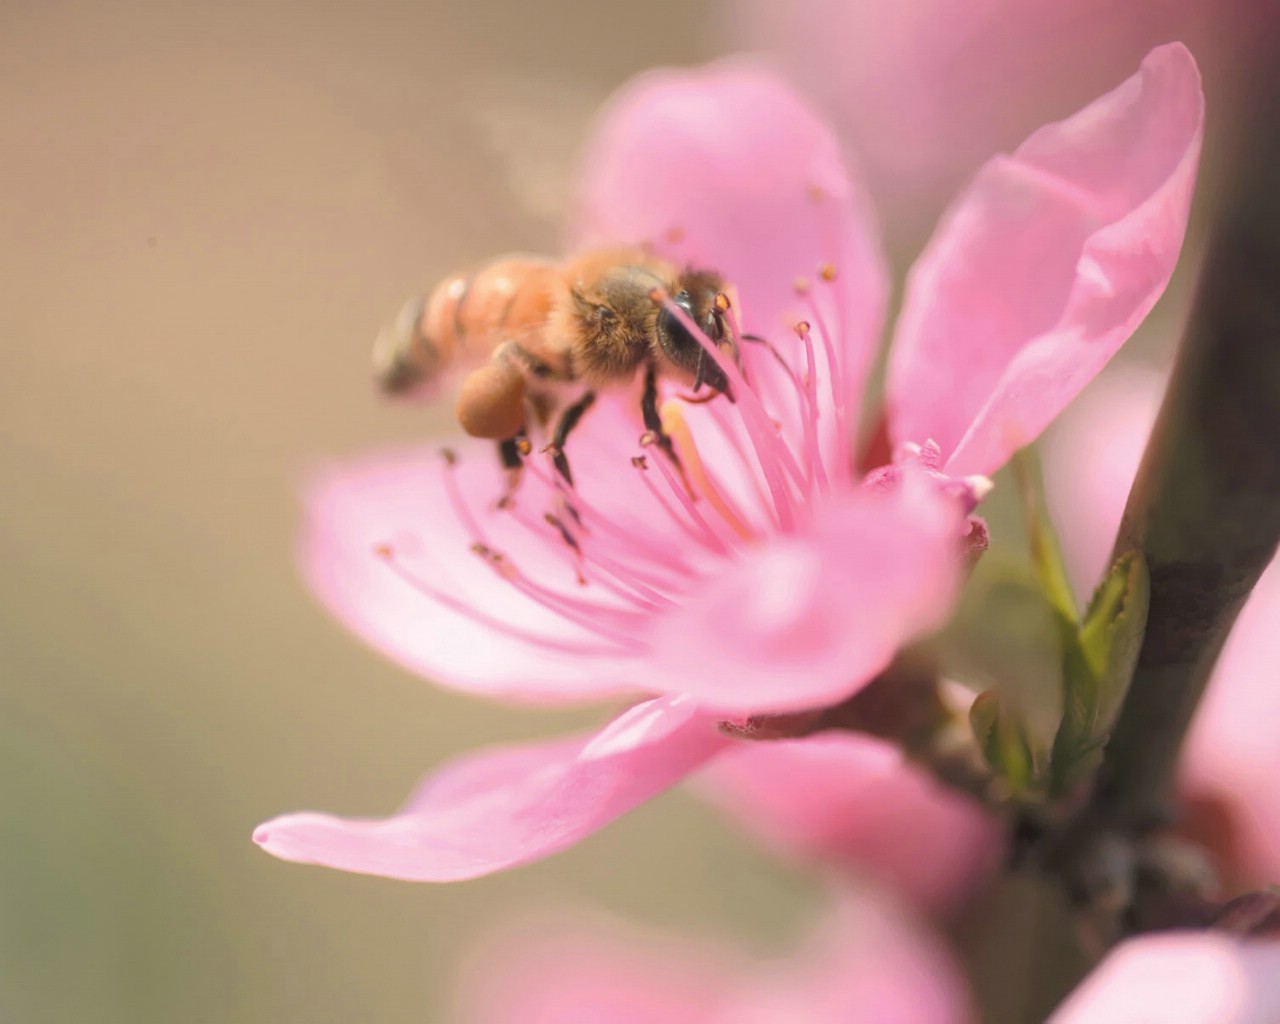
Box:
[657,291,730,393]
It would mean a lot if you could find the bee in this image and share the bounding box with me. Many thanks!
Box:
[371,248,739,486]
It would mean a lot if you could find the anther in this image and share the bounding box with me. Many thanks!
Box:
[515,438,532,456]
[631,455,648,470]
[793,277,811,295]
[794,320,811,338]
[819,262,837,282]
[374,543,394,560]
[440,447,458,465]
[639,431,657,448]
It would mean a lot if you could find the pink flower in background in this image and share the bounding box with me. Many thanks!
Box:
[455,889,974,1024]
[734,0,1254,239]
[1048,932,1280,1023]
[696,730,1002,914]
[1045,367,1280,886]
[254,45,1202,885]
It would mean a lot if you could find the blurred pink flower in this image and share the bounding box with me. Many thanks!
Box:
[255,46,1202,884]
[455,889,974,1024]
[695,730,1002,914]
[1048,932,1280,1023]
[734,0,1252,240]
[1045,367,1280,885]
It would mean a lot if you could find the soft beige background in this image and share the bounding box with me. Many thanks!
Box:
[1,3,817,1021]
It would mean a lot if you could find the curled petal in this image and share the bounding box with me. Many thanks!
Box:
[887,42,1203,477]
[571,61,889,414]
[696,732,1001,913]
[253,696,732,882]
[1049,934,1280,1023]
[643,474,965,715]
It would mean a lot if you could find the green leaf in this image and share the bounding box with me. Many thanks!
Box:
[970,689,1039,796]
[1048,552,1150,795]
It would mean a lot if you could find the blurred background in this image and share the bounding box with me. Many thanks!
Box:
[0,1,1256,1021]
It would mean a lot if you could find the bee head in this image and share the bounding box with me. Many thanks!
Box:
[655,270,738,396]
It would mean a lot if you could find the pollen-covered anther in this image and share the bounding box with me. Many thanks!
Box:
[793,276,811,296]
[818,262,837,282]
[713,292,731,313]
[639,431,657,448]
[373,543,394,560]
[631,455,648,469]
[515,438,532,457]
[794,320,812,339]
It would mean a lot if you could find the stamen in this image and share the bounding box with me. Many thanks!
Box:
[794,320,828,492]
[470,544,648,649]
[441,449,493,549]
[373,544,629,656]
[799,283,852,480]
[636,435,736,555]
[659,400,756,543]
[653,292,803,527]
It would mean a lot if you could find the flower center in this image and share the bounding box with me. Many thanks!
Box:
[375,261,860,659]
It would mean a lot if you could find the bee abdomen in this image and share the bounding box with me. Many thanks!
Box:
[372,257,561,397]
[371,270,470,396]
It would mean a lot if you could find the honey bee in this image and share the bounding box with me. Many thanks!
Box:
[371,248,739,485]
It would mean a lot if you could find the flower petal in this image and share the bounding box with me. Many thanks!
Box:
[253,696,733,882]
[571,61,889,414]
[299,433,659,705]
[1049,934,1280,1024]
[887,42,1203,477]
[643,473,964,715]
[696,732,1000,913]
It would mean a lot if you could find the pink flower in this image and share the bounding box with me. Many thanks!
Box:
[1048,933,1280,1023]
[255,46,1202,884]
[454,888,974,1024]
[695,730,1002,914]
[1044,368,1280,885]
[734,0,1254,239]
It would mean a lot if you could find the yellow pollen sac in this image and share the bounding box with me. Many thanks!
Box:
[659,399,755,543]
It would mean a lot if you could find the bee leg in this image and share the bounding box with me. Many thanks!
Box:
[547,391,597,487]
[641,361,680,467]
[495,429,530,508]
